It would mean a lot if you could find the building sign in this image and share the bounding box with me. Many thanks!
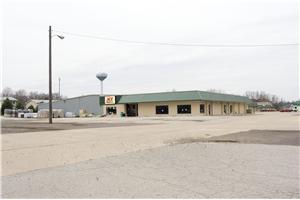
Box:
[105,96,115,105]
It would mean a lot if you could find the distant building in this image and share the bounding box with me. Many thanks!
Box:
[255,99,275,111]
[255,100,273,107]
[26,99,50,110]
[291,101,300,111]
[0,97,17,107]
[39,95,100,116]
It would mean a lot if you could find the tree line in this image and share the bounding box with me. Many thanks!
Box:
[244,91,281,103]
[1,87,65,111]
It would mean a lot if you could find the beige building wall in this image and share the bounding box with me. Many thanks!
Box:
[233,103,239,114]
[239,103,245,114]
[205,102,213,115]
[212,102,222,115]
[137,101,207,117]
[103,101,249,117]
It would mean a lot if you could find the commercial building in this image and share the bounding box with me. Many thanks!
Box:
[39,95,100,116]
[101,90,252,117]
[39,90,252,117]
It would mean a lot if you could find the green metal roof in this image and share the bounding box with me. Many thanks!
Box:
[293,101,300,106]
[116,90,251,104]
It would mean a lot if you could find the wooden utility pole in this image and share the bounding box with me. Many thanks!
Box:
[49,25,53,124]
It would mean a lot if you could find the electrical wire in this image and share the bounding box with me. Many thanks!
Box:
[54,30,299,47]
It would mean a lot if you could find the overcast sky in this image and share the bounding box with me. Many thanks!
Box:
[2,0,299,100]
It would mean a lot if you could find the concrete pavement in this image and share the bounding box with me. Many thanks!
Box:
[1,112,299,176]
[2,142,299,198]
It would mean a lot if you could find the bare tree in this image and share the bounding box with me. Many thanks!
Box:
[52,93,62,100]
[4,87,65,102]
[1,87,14,97]
[245,90,280,103]
[13,89,29,107]
[207,89,226,94]
[29,91,39,99]
[245,91,256,99]
[271,95,279,103]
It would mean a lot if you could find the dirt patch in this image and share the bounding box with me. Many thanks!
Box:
[171,130,300,146]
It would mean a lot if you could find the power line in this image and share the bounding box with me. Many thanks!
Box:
[54,30,299,47]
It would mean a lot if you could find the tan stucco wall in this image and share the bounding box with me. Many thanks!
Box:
[103,101,248,117]
[137,101,207,117]
[239,103,245,114]
[233,103,239,114]
[212,102,222,115]
[137,101,248,117]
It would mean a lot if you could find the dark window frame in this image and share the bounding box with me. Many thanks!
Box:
[177,105,191,114]
[156,105,169,114]
[224,105,227,114]
[106,106,117,115]
[200,104,205,113]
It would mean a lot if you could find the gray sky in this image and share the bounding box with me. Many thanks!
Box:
[2,0,299,100]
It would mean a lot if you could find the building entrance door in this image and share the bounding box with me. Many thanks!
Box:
[208,104,212,115]
[126,104,138,116]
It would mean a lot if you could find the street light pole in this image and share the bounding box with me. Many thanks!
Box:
[48,26,64,124]
[49,25,53,124]
[58,77,61,98]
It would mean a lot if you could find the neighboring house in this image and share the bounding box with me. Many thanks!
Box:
[255,99,275,111]
[26,100,49,110]
[0,97,17,108]
[290,101,300,111]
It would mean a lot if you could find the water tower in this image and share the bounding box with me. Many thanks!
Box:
[96,72,108,95]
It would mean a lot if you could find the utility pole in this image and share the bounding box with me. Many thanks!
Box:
[58,77,61,98]
[48,26,64,124]
[49,25,53,124]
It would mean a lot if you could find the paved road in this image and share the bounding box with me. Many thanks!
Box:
[2,142,299,198]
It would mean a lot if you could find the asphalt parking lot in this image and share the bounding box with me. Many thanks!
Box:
[1,118,154,134]
[1,112,299,198]
[174,129,300,146]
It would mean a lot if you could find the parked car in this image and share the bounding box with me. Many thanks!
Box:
[279,108,293,112]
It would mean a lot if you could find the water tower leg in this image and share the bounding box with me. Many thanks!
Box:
[101,81,103,95]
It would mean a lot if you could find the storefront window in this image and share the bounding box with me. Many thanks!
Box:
[200,104,205,113]
[156,105,169,114]
[177,105,191,114]
[106,107,117,115]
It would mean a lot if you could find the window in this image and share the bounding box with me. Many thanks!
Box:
[224,105,227,114]
[156,105,169,114]
[177,105,191,114]
[106,107,117,115]
[200,104,205,113]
